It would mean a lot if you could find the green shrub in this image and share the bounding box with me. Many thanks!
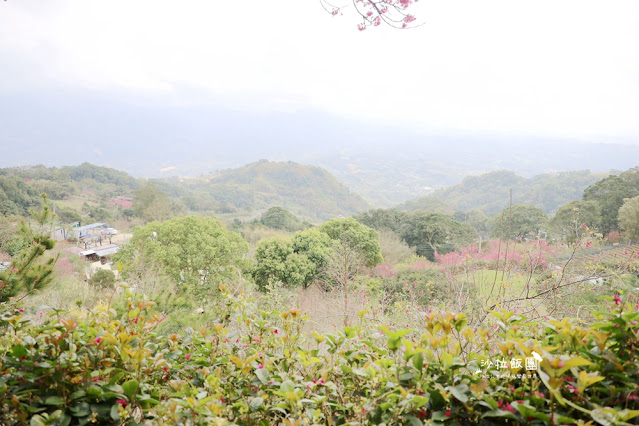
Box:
[88,269,116,289]
[1,287,638,425]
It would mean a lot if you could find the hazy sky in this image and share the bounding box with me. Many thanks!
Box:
[1,0,638,145]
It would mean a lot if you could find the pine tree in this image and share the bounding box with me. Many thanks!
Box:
[0,194,58,303]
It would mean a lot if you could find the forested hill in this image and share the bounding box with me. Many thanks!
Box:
[189,160,369,221]
[398,170,606,215]
[0,161,368,222]
[0,163,141,216]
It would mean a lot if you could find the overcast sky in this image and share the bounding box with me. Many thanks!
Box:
[1,0,638,145]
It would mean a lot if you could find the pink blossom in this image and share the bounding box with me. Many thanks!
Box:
[95,337,103,345]
[257,363,263,369]
[614,294,622,306]
[185,353,191,360]
[403,15,416,23]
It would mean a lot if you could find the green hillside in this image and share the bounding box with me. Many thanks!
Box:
[399,170,606,215]
[188,160,369,221]
[0,161,368,223]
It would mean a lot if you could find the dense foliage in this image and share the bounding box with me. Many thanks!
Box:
[116,216,248,296]
[583,168,639,235]
[491,204,548,241]
[1,288,638,425]
[201,160,369,221]
[259,207,308,232]
[617,195,639,241]
[402,170,603,216]
[399,212,474,260]
[0,196,58,303]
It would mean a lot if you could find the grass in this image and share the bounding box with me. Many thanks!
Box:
[455,268,549,318]
[24,275,111,312]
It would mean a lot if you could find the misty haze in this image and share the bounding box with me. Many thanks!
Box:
[1,1,638,424]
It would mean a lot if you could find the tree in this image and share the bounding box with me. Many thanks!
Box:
[291,228,334,277]
[618,195,639,241]
[0,195,58,303]
[491,204,548,241]
[321,0,421,31]
[252,228,334,290]
[353,208,407,233]
[377,229,415,264]
[454,209,489,251]
[583,168,639,234]
[252,237,315,289]
[132,184,173,222]
[549,200,601,243]
[321,242,365,326]
[89,269,116,289]
[116,216,248,296]
[400,212,474,260]
[260,206,307,232]
[319,218,383,267]
[56,207,82,224]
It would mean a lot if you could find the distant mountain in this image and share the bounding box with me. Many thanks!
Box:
[0,161,368,222]
[398,170,606,215]
[3,92,639,207]
[184,160,368,221]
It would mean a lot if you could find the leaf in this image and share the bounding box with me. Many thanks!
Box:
[11,345,27,358]
[538,369,566,406]
[29,416,46,426]
[69,390,87,400]
[557,356,592,375]
[412,352,424,372]
[109,371,126,385]
[249,397,263,411]
[404,415,424,426]
[590,407,617,426]
[448,384,469,403]
[618,409,639,422]
[122,380,139,400]
[110,404,120,421]
[440,352,454,368]
[256,367,269,384]
[44,396,65,406]
[482,409,519,420]
[280,380,295,393]
[341,365,353,374]
[70,402,91,417]
[380,402,392,411]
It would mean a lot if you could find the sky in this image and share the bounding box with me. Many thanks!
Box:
[1,0,638,168]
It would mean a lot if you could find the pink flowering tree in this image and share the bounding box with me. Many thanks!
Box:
[320,0,420,30]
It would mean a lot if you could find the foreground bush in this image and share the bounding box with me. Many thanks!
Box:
[0,287,638,425]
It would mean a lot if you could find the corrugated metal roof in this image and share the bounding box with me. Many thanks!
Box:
[94,247,119,257]
[74,223,108,232]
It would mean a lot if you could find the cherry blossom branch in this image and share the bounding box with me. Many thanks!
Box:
[320,0,422,30]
